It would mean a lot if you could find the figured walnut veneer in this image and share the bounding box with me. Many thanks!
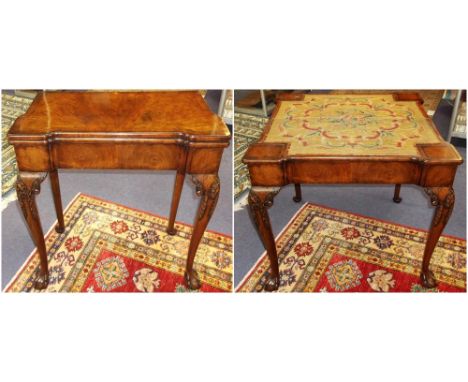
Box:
[9,90,230,290]
[10,91,230,173]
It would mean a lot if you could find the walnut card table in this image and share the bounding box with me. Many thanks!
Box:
[243,93,463,291]
[8,90,230,290]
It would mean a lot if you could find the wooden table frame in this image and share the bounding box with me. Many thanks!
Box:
[243,92,463,291]
[8,91,230,290]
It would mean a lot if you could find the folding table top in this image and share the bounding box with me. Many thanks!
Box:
[9,91,230,142]
[262,94,448,157]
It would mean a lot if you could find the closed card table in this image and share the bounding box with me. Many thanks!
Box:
[8,90,231,290]
[243,93,462,291]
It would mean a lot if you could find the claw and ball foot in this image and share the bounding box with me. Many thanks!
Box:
[264,274,280,292]
[184,270,201,290]
[420,270,437,289]
[34,271,49,290]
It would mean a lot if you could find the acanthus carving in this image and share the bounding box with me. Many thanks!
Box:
[192,175,220,220]
[248,188,280,228]
[424,187,455,226]
[16,173,47,220]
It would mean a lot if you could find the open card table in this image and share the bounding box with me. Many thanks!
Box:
[243,93,462,291]
[8,90,230,290]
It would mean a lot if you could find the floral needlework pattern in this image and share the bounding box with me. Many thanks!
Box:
[237,203,466,293]
[264,94,441,156]
[5,194,232,293]
[326,260,363,291]
[367,270,396,292]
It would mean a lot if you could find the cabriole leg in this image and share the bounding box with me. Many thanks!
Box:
[16,172,49,290]
[248,187,281,291]
[185,174,220,289]
[422,187,455,288]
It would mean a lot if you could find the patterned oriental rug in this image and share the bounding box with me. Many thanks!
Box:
[1,93,34,210]
[5,194,233,293]
[237,203,466,293]
[234,113,268,200]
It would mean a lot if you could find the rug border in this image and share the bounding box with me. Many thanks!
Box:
[4,192,233,292]
[235,201,466,292]
[308,200,466,242]
[79,192,232,239]
[235,202,309,291]
[3,192,83,292]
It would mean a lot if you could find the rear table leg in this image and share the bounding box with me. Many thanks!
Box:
[167,170,185,235]
[393,184,402,203]
[293,183,302,203]
[49,169,65,233]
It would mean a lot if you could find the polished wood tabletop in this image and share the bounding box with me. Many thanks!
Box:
[9,90,230,291]
[243,93,462,291]
[10,91,230,137]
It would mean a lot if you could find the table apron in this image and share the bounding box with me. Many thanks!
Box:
[14,142,225,173]
[289,161,421,184]
[248,160,458,187]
